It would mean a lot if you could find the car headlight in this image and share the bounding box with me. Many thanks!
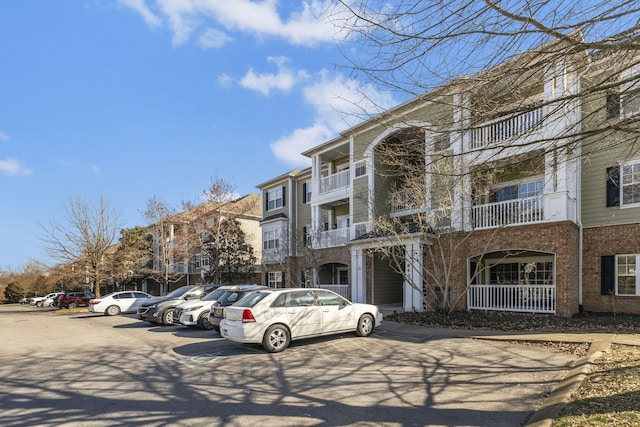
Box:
[184,305,203,312]
[147,304,157,309]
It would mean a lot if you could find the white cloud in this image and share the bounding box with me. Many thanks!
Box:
[124,0,345,47]
[217,73,233,89]
[198,28,232,49]
[92,164,101,175]
[240,56,307,95]
[119,0,162,28]
[0,158,32,176]
[270,72,396,167]
[0,132,9,142]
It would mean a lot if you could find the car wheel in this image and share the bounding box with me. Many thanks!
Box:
[36,301,43,307]
[262,324,290,353]
[105,305,121,316]
[356,314,375,337]
[68,302,78,309]
[198,313,214,330]
[162,309,174,325]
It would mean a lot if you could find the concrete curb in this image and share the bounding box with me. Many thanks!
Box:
[522,339,612,427]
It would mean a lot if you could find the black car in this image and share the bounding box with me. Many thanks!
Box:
[137,284,217,326]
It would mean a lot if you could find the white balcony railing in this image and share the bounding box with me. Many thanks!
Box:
[319,169,350,194]
[390,188,426,213]
[471,106,544,149]
[472,195,543,229]
[308,228,350,249]
[467,284,555,314]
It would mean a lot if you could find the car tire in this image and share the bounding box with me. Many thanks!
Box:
[262,324,290,353]
[68,302,78,309]
[198,313,214,330]
[36,301,43,307]
[162,309,174,326]
[355,314,375,337]
[105,305,121,316]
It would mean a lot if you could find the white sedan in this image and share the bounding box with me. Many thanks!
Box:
[220,288,383,353]
[88,291,153,316]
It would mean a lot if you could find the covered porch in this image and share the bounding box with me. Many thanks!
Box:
[467,251,556,314]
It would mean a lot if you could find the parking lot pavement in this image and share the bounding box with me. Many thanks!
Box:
[0,305,577,427]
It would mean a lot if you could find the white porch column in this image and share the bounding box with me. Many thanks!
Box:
[404,242,425,312]
[351,248,367,303]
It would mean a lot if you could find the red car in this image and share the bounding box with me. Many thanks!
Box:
[57,292,95,309]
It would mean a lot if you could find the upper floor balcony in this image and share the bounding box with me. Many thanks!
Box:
[307,221,372,249]
[470,105,544,150]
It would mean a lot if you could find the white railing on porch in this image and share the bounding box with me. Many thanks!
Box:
[467,284,555,314]
[472,195,543,229]
[308,228,350,249]
[471,106,544,149]
[319,169,350,194]
[317,284,349,298]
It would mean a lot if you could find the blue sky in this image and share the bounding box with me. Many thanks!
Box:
[0,0,396,269]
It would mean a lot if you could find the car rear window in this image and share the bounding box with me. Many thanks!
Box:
[235,291,269,307]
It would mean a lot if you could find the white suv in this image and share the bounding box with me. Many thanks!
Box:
[173,286,231,330]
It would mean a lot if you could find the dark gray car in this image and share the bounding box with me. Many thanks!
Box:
[137,284,217,325]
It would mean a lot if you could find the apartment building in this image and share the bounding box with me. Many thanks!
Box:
[258,35,640,316]
[145,193,262,295]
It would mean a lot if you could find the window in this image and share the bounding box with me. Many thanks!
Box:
[606,92,621,119]
[303,180,312,203]
[608,161,640,207]
[621,65,640,118]
[266,187,285,211]
[355,160,366,178]
[489,179,543,203]
[622,162,640,205]
[489,261,553,285]
[268,271,283,288]
[616,255,640,296]
[263,230,279,250]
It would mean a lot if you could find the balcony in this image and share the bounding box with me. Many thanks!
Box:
[319,169,350,194]
[472,195,543,229]
[468,284,555,314]
[390,188,426,214]
[308,228,350,249]
[470,106,544,149]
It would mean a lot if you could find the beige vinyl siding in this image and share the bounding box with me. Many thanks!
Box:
[373,253,404,304]
[581,79,640,227]
[352,173,369,224]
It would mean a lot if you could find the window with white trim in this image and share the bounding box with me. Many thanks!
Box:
[616,255,640,296]
[622,162,640,205]
[267,187,284,211]
[304,180,312,203]
[263,229,279,250]
[621,65,640,118]
[268,271,283,288]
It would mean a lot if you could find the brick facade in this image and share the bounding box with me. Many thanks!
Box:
[582,223,640,315]
[425,221,580,317]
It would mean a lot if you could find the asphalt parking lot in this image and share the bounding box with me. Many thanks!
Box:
[0,305,576,426]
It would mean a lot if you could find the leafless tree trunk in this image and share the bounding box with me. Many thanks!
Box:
[39,195,121,298]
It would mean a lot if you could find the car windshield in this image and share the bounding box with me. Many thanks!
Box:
[202,288,226,301]
[165,286,193,298]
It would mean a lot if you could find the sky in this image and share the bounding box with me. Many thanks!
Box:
[0,0,397,269]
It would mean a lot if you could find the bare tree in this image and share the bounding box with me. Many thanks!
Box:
[39,196,121,298]
[143,196,192,294]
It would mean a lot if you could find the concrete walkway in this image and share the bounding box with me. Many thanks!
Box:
[468,331,640,427]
